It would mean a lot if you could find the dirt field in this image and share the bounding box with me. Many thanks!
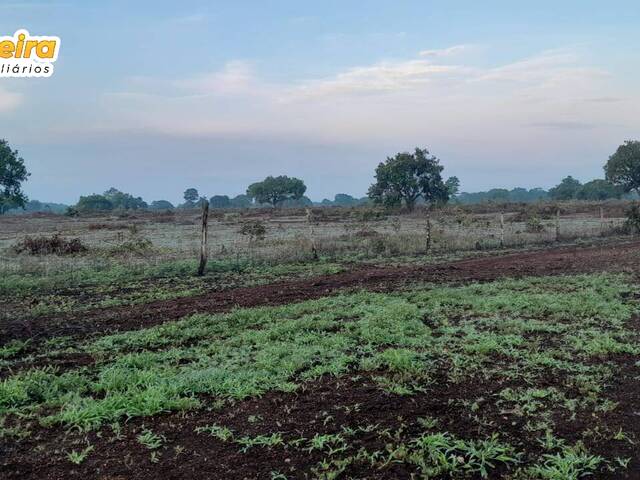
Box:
[2,212,640,479]
[3,239,640,346]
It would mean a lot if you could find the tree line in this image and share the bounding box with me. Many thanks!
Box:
[2,139,640,214]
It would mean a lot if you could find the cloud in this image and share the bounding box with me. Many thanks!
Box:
[2,2,69,7]
[170,13,207,24]
[583,96,623,103]
[474,49,607,85]
[285,60,469,100]
[0,87,22,113]
[17,43,640,200]
[419,44,473,57]
[176,60,256,95]
[526,121,597,130]
[81,44,637,161]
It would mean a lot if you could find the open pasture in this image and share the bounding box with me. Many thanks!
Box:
[1,206,640,479]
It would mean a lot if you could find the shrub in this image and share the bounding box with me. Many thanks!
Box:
[87,222,129,231]
[239,221,267,242]
[65,206,79,217]
[525,216,545,233]
[12,234,88,255]
[352,208,387,222]
[107,238,154,256]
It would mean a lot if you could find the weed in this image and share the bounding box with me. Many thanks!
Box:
[528,445,603,479]
[137,428,165,449]
[195,423,234,442]
[66,445,94,465]
[237,432,284,452]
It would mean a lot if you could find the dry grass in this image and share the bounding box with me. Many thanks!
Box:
[11,234,87,255]
[0,202,630,278]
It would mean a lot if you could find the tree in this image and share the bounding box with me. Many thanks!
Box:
[230,194,252,208]
[76,194,113,212]
[549,176,582,200]
[455,187,548,204]
[246,175,307,207]
[103,188,147,210]
[445,176,460,197]
[576,179,622,201]
[605,140,640,194]
[183,188,199,204]
[196,196,209,208]
[209,195,231,209]
[150,200,174,210]
[367,148,451,211]
[0,139,30,214]
[281,195,312,208]
[485,188,510,202]
[333,193,358,206]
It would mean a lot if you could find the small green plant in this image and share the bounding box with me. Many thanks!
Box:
[237,432,284,452]
[0,340,28,359]
[195,423,234,442]
[528,445,603,479]
[137,428,165,450]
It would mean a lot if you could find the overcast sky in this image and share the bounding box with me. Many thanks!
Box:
[1,0,639,204]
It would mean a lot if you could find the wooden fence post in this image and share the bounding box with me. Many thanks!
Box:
[197,200,210,276]
[599,206,604,234]
[306,208,318,260]
[555,209,560,242]
[425,206,432,254]
[500,212,505,248]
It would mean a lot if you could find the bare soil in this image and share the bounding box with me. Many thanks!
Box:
[3,240,640,479]
[3,357,639,480]
[3,240,640,346]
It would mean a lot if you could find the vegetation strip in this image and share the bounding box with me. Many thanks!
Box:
[2,272,639,478]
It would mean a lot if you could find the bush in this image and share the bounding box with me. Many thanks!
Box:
[87,222,130,231]
[525,216,545,233]
[12,234,87,255]
[65,207,79,217]
[352,208,387,222]
[106,238,154,256]
[239,221,267,242]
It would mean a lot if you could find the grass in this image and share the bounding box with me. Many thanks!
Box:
[3,273,634,424]
[0,258,344,318]
[1,271,638,478]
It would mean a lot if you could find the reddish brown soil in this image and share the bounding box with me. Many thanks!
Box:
[3,240,640,346]
[3,358,638,480]
[3,241,640,479]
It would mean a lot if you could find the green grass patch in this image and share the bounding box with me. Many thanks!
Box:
[1,272,637,478]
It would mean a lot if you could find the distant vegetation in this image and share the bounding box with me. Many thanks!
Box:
[0,139,30,214]
[3,138,640,215]
[605,140,640,194]
[246,175,307,208]
[73,188,148,213]
[368,148,454,211]
[455,187,548,204]
[149,200,174,210]
[3,199,68,215]
[319,193,369,206]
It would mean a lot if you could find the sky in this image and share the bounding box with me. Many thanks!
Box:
[0,0,639,204]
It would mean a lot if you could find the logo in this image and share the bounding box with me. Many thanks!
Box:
[0,29,60,78]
